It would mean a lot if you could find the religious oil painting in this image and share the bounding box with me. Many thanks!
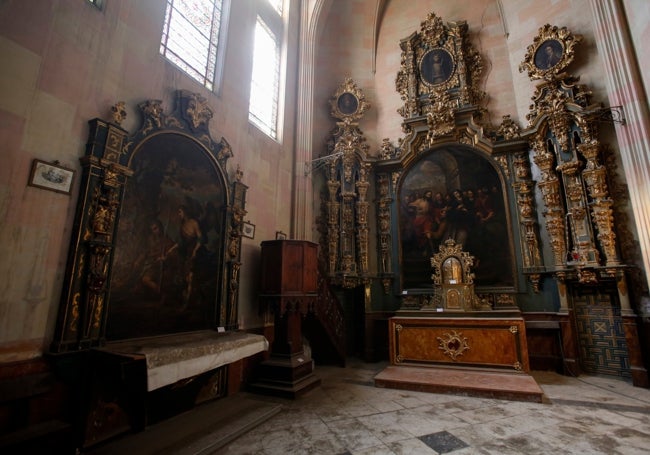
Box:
[337,92,359,115]
[420,48,454,86]
[534,39,563,70]
[399,147,513,289]
[107,133,227,340]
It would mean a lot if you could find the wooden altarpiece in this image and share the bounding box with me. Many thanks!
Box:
[373,12,543,400]
[373,12,647,395]
[48,91,268,448]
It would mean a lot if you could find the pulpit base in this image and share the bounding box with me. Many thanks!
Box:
[249,355,321,399]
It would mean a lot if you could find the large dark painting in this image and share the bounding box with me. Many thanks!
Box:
[107,133,227,340]
[400,147,513,289]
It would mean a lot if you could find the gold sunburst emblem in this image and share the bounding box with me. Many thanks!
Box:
[437,330,470,361]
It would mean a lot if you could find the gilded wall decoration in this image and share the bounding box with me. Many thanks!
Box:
[51,91,245,352]
[437,330,470,361]
[395,12,485,123]
[322,79,372,289]
[522,25,627,286]
[519,24,582,82]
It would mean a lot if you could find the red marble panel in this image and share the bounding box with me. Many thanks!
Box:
[389,316,530,372]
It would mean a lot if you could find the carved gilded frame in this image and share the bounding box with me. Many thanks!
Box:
[329,77,370,124]
[51,90,246,352]
[519,24,582,82]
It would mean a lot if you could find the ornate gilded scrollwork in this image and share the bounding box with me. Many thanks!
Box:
[519,24,582,82]
[330,76,370,124]
[523,25,628,286]
[437,330,470,361]
[322,79,372,289]
[111,101,127,126]
[395,12,485,122]
[497,115,521,141]
[376,173,393,293]
[512,151,544,291]
[185,92,213,130]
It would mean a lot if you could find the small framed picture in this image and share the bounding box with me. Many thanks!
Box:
[336,92,359,116]
[242,221,255,239]
[28,159,75,195]
[534,39,564,70]
[275,231,287,240]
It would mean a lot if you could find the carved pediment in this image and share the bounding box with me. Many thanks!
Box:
[395,12,485,122]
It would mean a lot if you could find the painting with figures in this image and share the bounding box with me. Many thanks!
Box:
[399,147,514,289]
[107,133,227,340]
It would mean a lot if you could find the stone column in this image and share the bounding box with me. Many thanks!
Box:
[589,0,650,288]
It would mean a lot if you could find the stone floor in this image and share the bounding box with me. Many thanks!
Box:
[216,359,650,455]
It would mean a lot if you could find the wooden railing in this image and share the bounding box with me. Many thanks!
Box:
[305,272,346,366]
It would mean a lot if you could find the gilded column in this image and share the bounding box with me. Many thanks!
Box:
[532,138,567,268]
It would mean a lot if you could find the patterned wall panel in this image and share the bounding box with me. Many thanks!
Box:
[572,290,631,378]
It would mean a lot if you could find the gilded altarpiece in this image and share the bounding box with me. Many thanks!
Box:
[322,78,373,291]
[367,13,541,396]
[324,13,647,385]
[51,90,247,352]
[376,12,526,308]
[519,25,647,384]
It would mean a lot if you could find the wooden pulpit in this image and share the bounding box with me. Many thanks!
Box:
[249,240,321,398]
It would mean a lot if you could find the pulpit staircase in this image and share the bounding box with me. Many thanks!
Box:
[303,272,346,367]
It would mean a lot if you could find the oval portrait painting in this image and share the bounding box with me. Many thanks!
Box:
[534,39,564,70]
[337,92,359,115]
[420,48,454,86]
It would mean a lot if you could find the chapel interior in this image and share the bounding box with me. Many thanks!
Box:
[2,0,650,453]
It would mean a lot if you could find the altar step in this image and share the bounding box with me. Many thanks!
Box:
[374,365,545,403]
[86,393,282,455]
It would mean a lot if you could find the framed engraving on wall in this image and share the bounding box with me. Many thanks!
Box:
[28,159,75,195]
[242,221,255,239]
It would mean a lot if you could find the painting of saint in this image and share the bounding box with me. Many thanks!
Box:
[399,147,513,289]
[420,48,454,86]
[107,133,227,340]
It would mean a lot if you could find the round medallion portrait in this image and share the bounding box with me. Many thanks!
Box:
[534,39,564,70]
[420,48,454,86]
[337,92,359,115]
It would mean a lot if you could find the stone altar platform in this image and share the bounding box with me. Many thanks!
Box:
[374,365,544,402]
[374,312,544,402]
